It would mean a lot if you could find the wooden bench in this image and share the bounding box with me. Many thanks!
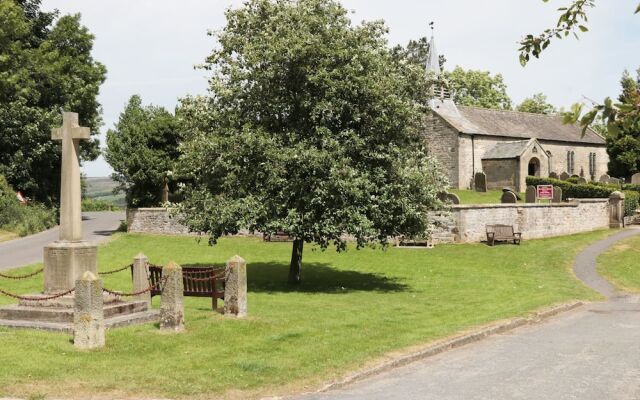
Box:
[148,265,225,311]
[486,225,522,246]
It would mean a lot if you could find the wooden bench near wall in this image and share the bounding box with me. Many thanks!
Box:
[147,265,225,311]
[486,224,522,246]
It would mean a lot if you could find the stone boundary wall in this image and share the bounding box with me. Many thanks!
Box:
[126,208,192,235]
[430,199,610,244]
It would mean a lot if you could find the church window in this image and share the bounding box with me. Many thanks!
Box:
[589,153,596,176]
[567,151,575,174]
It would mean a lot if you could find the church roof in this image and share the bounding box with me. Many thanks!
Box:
[432,101,606,145]
[482,140,532,159]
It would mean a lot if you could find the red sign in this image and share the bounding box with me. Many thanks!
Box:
[537,185,554,200]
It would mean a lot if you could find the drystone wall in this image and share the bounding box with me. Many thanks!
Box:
[430,199,610,244]
[126,208,191,235]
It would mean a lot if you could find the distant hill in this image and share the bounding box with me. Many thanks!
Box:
[84,177,126,207]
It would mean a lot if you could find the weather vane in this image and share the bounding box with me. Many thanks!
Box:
[429,21,435,34]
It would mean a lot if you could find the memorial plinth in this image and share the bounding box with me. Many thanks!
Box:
[0,112,158,333]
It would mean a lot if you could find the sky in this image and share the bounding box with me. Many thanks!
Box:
[40,0,640,177]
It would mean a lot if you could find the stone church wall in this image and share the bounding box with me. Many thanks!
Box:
[424,112,459,187]
[482,159,518,190]
[538,140,608,179]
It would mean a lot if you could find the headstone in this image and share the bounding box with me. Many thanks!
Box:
[580,167,585,178]
[446,193,460,205]
[502,187,522,201]
[631,173,640,185]
[501,191,517,204]
[599,174,611,184]
[549,172,559,179]
[224,255,248,317]
[44,112,97,293]
[525,186,536,203]
[560,172,570,181]
[577,177,588,184]
[609,177,621,185]
[552,186,563,203]
[132,253,151,306]
[474,172,487,193]
[74,271,105,349]
[160,262,185,332]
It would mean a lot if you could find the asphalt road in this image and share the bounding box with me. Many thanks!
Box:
[0,211,125,271]
[299,227,640,400]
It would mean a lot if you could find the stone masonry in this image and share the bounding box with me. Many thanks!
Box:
[73,272,105,349]
[224,255,248,317]
[126,208,191,235]
[160,262,185,332]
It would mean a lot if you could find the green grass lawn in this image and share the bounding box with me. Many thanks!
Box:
[597,234,640,293]
[450,189,525,205]
[0,231,612,399]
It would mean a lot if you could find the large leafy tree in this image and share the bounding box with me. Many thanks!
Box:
[516,93,556,114]
[444,67,512,110]
[177,0,447,284]
[0,0,106,204]
[605,69,640,179]
[105,95,181,207]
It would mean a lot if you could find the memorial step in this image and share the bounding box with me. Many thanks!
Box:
[0,300,149,323]
[0,309,160,334]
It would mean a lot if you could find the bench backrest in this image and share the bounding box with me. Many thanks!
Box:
[148,265,225,299]
[486,224,515,237]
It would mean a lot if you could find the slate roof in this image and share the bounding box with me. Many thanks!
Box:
[432,101,606,145]
[482,140,532,159]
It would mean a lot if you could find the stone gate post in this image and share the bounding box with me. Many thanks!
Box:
[609,191,625,228]
[73,271,105,349]
[224,255,247,317]
[132,253,151,306]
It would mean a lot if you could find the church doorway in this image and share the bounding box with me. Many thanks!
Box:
[528,157,540,176]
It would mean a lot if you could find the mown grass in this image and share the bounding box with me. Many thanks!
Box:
[0,230,611,399]
[450,189,525,205]
[597,234,640,293]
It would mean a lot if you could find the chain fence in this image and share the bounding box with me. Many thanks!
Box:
[98,264,133,276]
[0,268,44,280]
[102,276,168,298]
[0,287,75,301]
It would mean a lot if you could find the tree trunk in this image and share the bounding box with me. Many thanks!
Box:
[288,239,304,285]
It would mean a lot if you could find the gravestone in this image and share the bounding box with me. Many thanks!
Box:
[577,177,588,184]
[549,172,559,179]
[446,193,460,205]
[525,186,536,203]
[580,167,585,178]
[161,177,169,203]
[560,172,570,181]
[44,112,97,293]
[599,174,611,184]
[552,186,563,203]
[609,177,621,185]
[501,191,517,204]
[632,173,640,185]
[502,187,522,201]
[474,172,487,193]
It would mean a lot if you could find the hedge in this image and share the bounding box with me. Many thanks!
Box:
[526,176,639,217]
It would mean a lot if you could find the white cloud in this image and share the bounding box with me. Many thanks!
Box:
[40,0,639,177]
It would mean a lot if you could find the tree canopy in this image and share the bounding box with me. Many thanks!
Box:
[105,95,181,207]
[604,68,640,179]
[0,0,106,204]
[516,93,556,114]
[444,67,512,110]
[177,0,447,284]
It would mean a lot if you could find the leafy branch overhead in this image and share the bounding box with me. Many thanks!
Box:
[519,0,639,67]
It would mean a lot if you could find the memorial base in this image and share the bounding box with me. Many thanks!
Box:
[44,241,97,294]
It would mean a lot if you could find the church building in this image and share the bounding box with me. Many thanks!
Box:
[422,36,609,192]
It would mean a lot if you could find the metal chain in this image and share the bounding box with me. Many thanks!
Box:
[0,268,44,280]
[102,276,168,297]
[0,287,74,301]
[99,264,133,276]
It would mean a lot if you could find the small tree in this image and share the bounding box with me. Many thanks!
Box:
[516,93,556,114]
[105,95,181,207]
[177,0,447,284]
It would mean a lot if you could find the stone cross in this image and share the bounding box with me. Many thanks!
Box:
[51,112,91,242]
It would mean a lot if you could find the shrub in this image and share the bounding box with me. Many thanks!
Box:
[526,176,639,216]
[81,198,121,212]
[0,175,57,236]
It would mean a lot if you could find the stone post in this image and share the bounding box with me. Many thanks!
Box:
[160,261,184,332]
[609,191,625,228]
[132,253,151,306]
[74,271,105,349]
[224,255,247,317]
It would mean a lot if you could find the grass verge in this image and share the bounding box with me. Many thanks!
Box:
[0,230,18,243]
[450,189,525,205]
[597,234,640,293]
[0,230,612,399]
